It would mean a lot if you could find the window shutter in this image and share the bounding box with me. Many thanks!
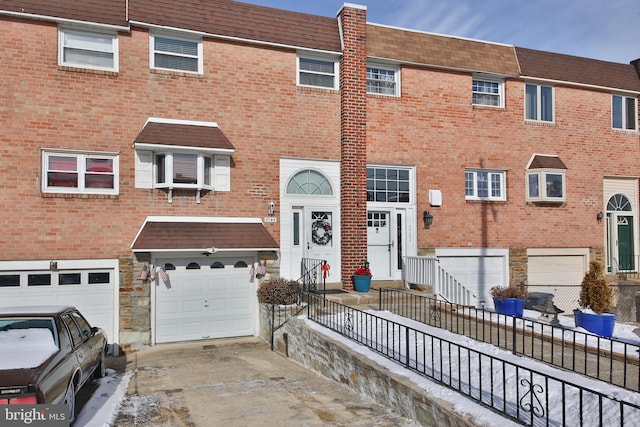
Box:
[135,150,153,189]
[214,155,230,192]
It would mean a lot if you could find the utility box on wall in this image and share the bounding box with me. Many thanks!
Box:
[429,189,442,206]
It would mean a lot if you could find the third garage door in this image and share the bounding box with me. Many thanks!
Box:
[155,258,255,344]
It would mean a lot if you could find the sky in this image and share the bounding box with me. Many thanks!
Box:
[63,307,640,426]
[242,0,640,64]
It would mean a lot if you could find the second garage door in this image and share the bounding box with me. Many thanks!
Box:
[155,258,255,344]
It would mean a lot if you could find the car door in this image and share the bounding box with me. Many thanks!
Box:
[61,313,92,387]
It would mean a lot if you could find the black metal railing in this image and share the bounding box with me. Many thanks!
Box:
[268,258,327,350]
[300,258,327,292]
[379,288,640,392]
[614,255,639,279]
[306,293,640,426]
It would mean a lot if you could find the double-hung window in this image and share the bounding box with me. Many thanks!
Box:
[465,169,506,201]
[150,33,202,73]
[58,28,118,71]
[612,94,637,130]
[42,150,119,195]
[472,77,503,107]
[367,64,399,96]
[297,56,338,89]
[525,83,554,122]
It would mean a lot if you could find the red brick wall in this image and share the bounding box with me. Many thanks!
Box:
[367,66,640,251]
[338,5,368,287]
[0,17,340,261]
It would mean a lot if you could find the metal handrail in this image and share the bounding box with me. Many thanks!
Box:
[378,288,640,392]
[306,293,640,426]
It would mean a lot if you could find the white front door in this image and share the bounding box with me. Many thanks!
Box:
[289,208,336,280]
[367,210,393,279]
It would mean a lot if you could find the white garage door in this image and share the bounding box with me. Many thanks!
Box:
[155,258,255,344]
[435,248,509,307]
[0,260,117,343]
[527,249,588,312]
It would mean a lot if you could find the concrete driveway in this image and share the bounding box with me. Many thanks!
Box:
[109,337,419,426]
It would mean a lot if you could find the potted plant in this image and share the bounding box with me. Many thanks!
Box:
[574,261,616,337]
[490,284,528,317]
[352,262,372,292]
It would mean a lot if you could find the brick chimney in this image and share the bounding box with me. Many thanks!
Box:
[338,4,367,288]
[632,59,640,79]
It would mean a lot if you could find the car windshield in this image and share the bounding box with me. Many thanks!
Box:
[0,318,59,370]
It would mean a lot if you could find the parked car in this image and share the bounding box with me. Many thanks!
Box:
[0,306,108,423]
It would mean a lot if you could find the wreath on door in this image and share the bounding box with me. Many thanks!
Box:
[312,219,332,245]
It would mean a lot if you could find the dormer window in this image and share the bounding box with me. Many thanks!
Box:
[526,154,567,203]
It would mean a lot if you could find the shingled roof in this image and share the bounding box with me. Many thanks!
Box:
[129,0,341,52]
[516,47,640,92]
[132,218,279,251]
[134,120,235,151]
[367,24,520,77]
[0,0,128,27]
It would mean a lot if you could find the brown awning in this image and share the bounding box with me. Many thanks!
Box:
[132,217,278,252]
[134,118,235,152]
[528,155,567,170]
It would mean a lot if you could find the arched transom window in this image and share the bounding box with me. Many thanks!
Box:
[286,170,333,195]
[607,194,632,212]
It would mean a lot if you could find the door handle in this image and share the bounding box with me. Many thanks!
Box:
[307,242,310,250]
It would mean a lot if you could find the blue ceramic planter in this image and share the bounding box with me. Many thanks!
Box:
[574,309,617,338]
[352,275,372,292]
[493,297,525,317]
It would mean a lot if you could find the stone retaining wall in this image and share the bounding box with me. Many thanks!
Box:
[281,317,480,427]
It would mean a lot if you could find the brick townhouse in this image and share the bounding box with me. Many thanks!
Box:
[1,0,639,350]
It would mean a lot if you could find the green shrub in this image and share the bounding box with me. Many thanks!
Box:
[257,277,302,305]
[578,261,613,314]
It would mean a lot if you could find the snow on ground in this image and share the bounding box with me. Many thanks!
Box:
[72,312,640,426]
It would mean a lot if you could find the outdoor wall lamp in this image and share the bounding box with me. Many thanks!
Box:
[423,210,433,229]
[268,201,275,216]
[597,211,604,223]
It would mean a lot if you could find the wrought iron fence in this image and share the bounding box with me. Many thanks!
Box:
[306,292,640,426]
[267,258,326,350]
[378,288,640,392]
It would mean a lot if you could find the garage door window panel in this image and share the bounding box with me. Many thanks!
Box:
[88,272,110,284]
[0,275,20,287]
[59,273,82,285]
[28,274,51,287]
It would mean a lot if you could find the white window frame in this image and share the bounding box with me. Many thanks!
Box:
[525,83,554,122]
[42,149,119,195]
[612,94,638,131]
[149,32,203,74]
[297,55,339,90]
[152,149,215,190]
[367,63,400,96]
[472,75,504,107]
[526,169,566,203]
[58,27,118,72]
[465,169,507,201]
